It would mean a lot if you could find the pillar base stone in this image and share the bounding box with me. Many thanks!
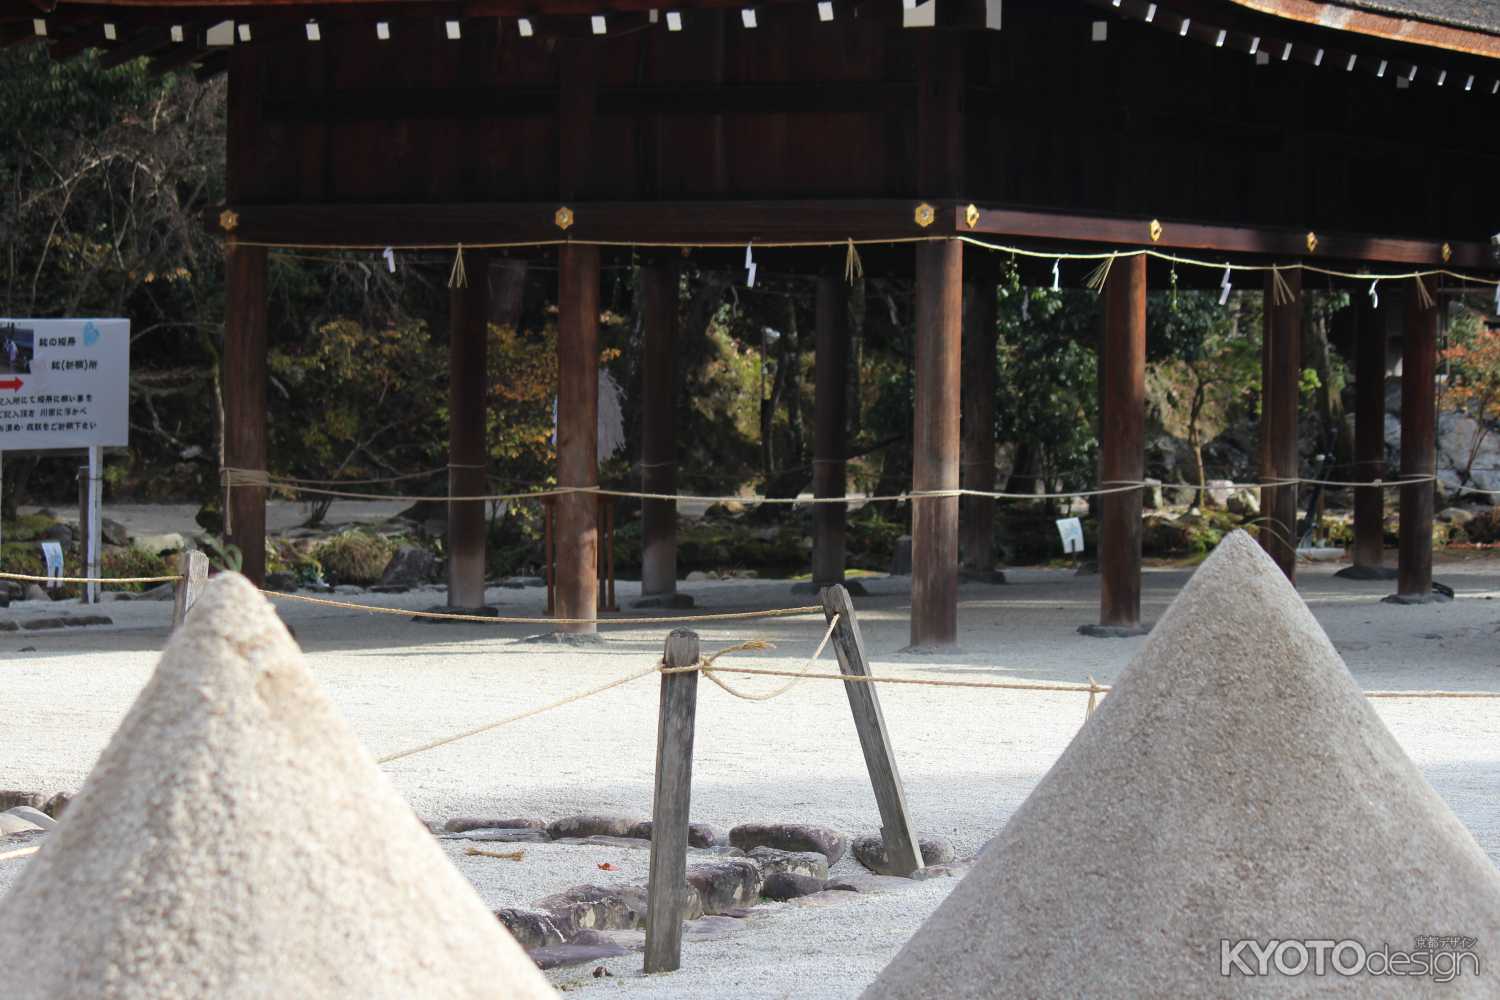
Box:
[413,605,498,624]
[898,642,962,655]
[1382,583,1454,606]
[1078,623,1152,639]
[1335,565,1399,581]
[633,593,695,610]
[520,631,606,645]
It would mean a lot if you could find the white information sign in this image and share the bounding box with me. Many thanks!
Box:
[40,541,64,587]
[1056,516,1085,555]
[0,318,129,450]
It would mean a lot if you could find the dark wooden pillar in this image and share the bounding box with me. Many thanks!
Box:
[960,276,997,575]
[813,271,849,587]
[224,242,267,587]
[557,245,600,632]
[1396,280,1439,600]
[1259,268,1302,581]
[640,259,679,599]
[1351,293,1389,575]
[910,240,962,649]
[447,253,489,610]
[1094,254,1146,631]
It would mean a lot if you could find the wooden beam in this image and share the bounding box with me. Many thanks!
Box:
[639,259,679,599]
[223,241,267,587]
[911,240,962,650]
[822,584,924,877]
[1396,280,1439,600]
[643,628,699,974]
[812,269,849,587]
[1259,267,1302,581]
[1095,254,1146,631]
[447,252,489,610]
[959,275,997,575]
[556,244,600,633]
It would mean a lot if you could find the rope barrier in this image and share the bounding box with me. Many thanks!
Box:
[0,571,183,585]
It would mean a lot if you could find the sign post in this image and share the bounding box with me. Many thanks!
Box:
[0,318,130,603]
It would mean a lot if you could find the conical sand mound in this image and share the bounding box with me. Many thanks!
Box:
[0,574,557,1000]
[867,530,1500,998]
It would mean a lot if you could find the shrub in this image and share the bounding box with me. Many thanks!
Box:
[313,531,396,586]
[1465,509,1500,545]
[100,546,172,593]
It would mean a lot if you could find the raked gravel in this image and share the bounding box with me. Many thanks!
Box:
[5,553,1500,998]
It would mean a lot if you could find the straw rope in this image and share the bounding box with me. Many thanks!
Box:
[0,572,182,585]
[0,846,40,863]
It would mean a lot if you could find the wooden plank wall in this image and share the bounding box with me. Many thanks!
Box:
[228,3,1500,244]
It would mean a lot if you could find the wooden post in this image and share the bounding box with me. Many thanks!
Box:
[1090,254,1146,633]
[960,276,998,576]
[1340,292,1392,579]
[640,260,680,600]
[1259,267,1302,582]
[224,241,268,587]
[173,550,209,628]
[1394,280,1440,601]
[644,628,700,974]
[812,270,849,587]
[911,240,962,649]
[447,252,489,611]
[822,584,924,876]
[557,244,600,633]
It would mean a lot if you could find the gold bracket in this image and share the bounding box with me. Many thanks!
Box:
[218,209,240,233]
[965,204,980,229]
[1305,231,1319,253]
[555,206,575,231]
[914,203,935,228]
[1149,219,1163,243]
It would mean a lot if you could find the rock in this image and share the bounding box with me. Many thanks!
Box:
[527,931,632,970]
[824,879,862,892]
[626,820,720,848]
[0,621,16,632]
[4,806,55,831]
[264,572,299,593]
[61,615,112,627]
[761,872,826,901]
[0,813,44,835]
[140,583,176,601]
[446,817,546,834]
[443,828,550,844]
[1141,478,1164,510]
[133,532,186,555]
[494,909,567,950]
[1438,507,1475,527]
[1204,479,1234,507]
[746,846,829,880]
[20,618,68,630]
[684,571,710,583]
[546,815,639,840]
[686,859,763,914]
[333,584,364,595]
[889,536,913,576]
[851,835,955,875]
[534,884,652,936]
[22,584,50,602]
[703,501,746,519]
[1225,489,1260,517]
[379,547,436,589]
[631,593,696,610]
[39,524,73,544]
[681,915,748,942]
[552,835,656,850]
[730,823,846,865]
[0,792,46,812]
[101,518,129,546]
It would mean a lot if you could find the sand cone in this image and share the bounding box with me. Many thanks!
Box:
[0,574,557,1000]
[866,531,1500,998]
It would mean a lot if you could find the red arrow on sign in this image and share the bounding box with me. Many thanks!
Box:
[0,378,22,391]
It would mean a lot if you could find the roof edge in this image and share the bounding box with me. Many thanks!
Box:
[1224,0,1500,59]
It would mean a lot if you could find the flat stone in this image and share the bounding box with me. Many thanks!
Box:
[1333,565,1399,581]
[443,828,550,844]
[445,817,546,834]
[553,835,655,850]
[761,872,826,901]
[851,835,954,875]
[379,547,436,589]
[0,813,44,835]
[140,583,175,601]
[527,935,632,971]
[546,815,641,840]
[1077,623,1152,638]
[682,915,749,942]
[631,593,696,609]
[4,807,55,831]
[1382,591,1454,606]
[534,884,650,936]
[626,820,721,848]
[494,908,567,950]
[22,585,50,602]
[0,621,17,632]
[413,605,500,624]
[730,823,846,865]
[0,792,46,812]
[746,846,829,880]
[519,631,606,646]
[824,879,861,892]
[686,859,763,914]
[20,618,68,631]
[789,579,870,597]
[60,616,112,627]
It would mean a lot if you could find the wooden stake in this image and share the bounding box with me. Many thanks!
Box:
[822,584,924,876]
[173,550,209,628]
[644,628,700,974]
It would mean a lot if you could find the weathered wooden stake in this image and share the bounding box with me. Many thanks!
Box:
[644,628,700,974]
[822,584,924,876]
[173,550,209,628]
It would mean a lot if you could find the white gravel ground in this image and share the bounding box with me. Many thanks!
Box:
[5,555,1500,998]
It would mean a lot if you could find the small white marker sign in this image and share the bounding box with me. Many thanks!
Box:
[40,541,64,587]
[1056,517,1085,555]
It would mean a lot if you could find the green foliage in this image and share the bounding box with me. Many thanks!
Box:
[0,542,81,598]
[313,530,395,586]
[2,514,60,543]
[197,535,242,574]
[101,546,171,592]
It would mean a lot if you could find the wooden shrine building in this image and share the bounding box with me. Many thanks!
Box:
[8,0,1500,643]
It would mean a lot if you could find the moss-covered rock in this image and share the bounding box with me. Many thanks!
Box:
[312,530,396,586]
